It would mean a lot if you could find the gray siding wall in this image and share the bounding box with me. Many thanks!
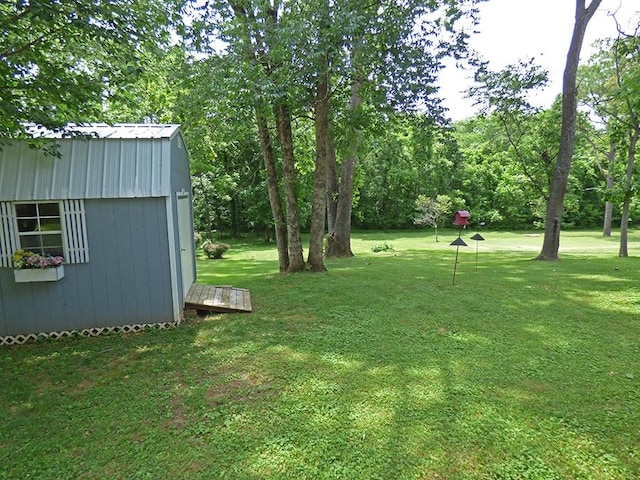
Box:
[0,198,174,336]
[170,134,191,194]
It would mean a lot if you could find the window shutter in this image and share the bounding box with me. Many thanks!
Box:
[62,199,89,264]
[0,202,19,268]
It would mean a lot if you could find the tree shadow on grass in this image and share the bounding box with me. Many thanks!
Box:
[1,252,639,478]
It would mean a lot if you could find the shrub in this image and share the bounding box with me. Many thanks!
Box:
[194,231,204,248]
[371,242,393,253]
[202,242,230,259]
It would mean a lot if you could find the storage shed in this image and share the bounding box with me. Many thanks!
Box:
[0,124,196,344]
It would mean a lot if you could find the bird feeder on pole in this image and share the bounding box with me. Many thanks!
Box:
[450,211,471,285]
[454,210,470,228]
[450,236,467,285]
[470,233,485,271]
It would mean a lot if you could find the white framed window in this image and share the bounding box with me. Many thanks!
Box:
[15,202,64,257]
[0,199,89,267]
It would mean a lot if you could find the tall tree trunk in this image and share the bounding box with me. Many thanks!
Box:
[602,144,616,237]
[326,132,338,234]
[618,129,638,257]
[275,102,305,273]
[603,190,614,237]
[619,195,631,257]
[536,0,602,260]
[256,111,289,272]
[307,71,329,272]
[325,76,363,258]
[231,195,239,237]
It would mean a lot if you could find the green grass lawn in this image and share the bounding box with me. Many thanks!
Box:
[2,229,640,479]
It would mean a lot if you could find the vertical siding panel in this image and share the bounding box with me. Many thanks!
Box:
[141,198,166,321]
[120,141,137,197]
[0,147,7,199]
[49,143,59,198]
[15,284,38,334]
[150,141,158,197]
[32,150,42,198]
[147,141,154,196]
[16,144,33,200]
[57,140,73,199]
[149,198,175,323]
[30,283,53,333]
[81,200,108,327]
[135,141,143,197]
[85,141,102,197]
[0,271,9,333]
[94,200,125,326]
[67,263,97,329]
[117,200,139,321]
[67,139,87,199]
[1,144,19,200]
[128,200,147,322]
[0,271,24,335]
[103,140,120,198]
[66,140,75,198]
[32,145,61,200]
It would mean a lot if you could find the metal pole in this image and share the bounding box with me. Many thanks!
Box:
[449,235,467,286]
[469,233,485,272]
[475,241,479,271]
[452,245,460,285]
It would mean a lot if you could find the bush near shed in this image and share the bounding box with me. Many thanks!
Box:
[202,241,230,259]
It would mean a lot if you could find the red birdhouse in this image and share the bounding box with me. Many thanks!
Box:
[454,210,470,226]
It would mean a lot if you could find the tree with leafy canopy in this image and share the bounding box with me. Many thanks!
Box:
[414,194,452,242]
[185,0,485,272]
[580,29,640,255]
[537,0,602,260]
[470,60,557,201]
[186,1,307,273]
[578,40,619,237]
[323,0,485,258]
[0,0,182,140]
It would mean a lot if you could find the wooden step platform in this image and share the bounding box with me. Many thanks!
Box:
[185,284,252,313]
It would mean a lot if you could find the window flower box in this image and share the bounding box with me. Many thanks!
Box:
[14,265,64,283]
[12,250,65,283]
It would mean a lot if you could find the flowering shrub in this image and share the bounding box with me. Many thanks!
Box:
[12,250,64,269]
[202,242,229,260]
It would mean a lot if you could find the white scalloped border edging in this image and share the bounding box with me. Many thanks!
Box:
[0,321,180,346]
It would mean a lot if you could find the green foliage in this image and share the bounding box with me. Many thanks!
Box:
[414,194,452,227]
[354,113,463,229]
[179,0,485,241]
[1,231,640,478]
[103,46,189,124]
[370,242,393,252]
[194,231,204,248]
[202,241,230,259]
[579,33,640,235]
[0,0,182,138]
[454,104,603,229]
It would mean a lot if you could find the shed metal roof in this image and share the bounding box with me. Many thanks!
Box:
[26,123,181,140]
[0,124,184,201]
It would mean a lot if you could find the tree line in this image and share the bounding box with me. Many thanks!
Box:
[2,0,638,267]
